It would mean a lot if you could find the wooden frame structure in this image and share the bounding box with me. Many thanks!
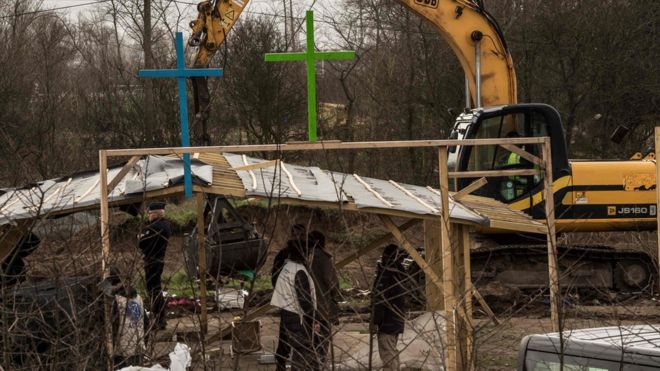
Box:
[98,137,558,371]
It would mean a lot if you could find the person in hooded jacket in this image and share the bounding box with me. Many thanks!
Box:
[137,201,171,330]
[308,230,341,367]
[372,244,408,371]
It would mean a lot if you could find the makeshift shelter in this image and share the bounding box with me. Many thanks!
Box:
[1,137,557,371]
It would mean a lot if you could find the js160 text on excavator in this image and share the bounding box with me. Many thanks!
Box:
[397,0,657,293]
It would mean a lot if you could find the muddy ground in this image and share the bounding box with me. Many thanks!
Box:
[18,204,660,369]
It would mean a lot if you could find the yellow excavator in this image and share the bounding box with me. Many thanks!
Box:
[188,0,250,143]
[398,0,657,291]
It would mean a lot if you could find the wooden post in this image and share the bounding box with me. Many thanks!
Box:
[424,220,444,311]
[196,192,208,335]
[439,146,461,371]
[457,225,473,370]
[99,150,114,371]
[542,138,560,332]
[656,127,660,292]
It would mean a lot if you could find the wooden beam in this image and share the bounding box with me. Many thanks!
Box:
[453,178,488,201]
[196,193,208,335]
[542,138,560,332]
[456,224,472,370]
[439,146,459,371]
[448,169,541,179]
[471,287,500,326]
[488,220,548,235]
[231,159,280,171]
[424,220,444,311]
[499,144,543,166]
[379,215,444,292]
[107,156,140,194]
[336,218,421,269]
[104,137,547,157]
[99,150,114,371]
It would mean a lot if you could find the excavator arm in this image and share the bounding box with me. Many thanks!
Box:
[397,0,517,106]
[189,0,249,68]
[188,0,249,142]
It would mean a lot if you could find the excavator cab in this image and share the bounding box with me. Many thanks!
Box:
[454,104,571,207]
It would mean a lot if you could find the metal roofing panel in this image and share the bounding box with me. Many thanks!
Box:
[0,156,213,226]
[224,154,486,225]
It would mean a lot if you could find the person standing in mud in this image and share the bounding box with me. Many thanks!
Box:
[137,201,171,330]
[372,244,408,371]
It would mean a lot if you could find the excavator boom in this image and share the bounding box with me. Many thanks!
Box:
[397,0,517,106]
[189,0,250,142]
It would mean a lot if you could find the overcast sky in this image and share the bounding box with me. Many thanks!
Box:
[43,0,342,46]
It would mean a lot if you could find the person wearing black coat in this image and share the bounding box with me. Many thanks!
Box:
[137,201,171,330]
[372,244,408,371]
[308,230,341,367]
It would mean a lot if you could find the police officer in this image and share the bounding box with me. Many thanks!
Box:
[138,201,171,329]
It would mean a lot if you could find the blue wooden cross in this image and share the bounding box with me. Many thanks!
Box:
[139,32,223,198]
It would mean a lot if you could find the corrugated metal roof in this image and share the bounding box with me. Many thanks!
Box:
[0,156,213,226]
[0,152,547,234]
[224,154,485,225]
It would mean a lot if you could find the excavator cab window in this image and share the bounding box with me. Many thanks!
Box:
[460,109,549,202]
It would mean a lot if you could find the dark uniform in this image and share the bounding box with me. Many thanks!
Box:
[372,244,408,371]
[138,203,171,329]
[308,231,341,367]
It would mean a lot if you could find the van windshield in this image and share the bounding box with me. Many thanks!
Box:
[525,350,658,371]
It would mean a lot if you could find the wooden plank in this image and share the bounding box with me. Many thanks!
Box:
[656,126,660,293]
[107,156,140,194]
[336,219,421,269]
[196,193,208,335]
[448,169,541,179]
[423,220,444,311]
[453,178,488,201]
[99,150,114,371]
[438,146,459,371]
[456,224,472,370]
[231,159,280,171]
[488,220,548,234]
[472,287,500,326]
[499,144,543,166]
[460,226,476,356]
[542,138,560,332]
[379,215,444,292]
[104,137,547,157]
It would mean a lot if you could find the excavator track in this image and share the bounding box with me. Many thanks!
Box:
[470,244,656,293]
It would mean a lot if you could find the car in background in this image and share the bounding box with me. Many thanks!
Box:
[518,325,660,370]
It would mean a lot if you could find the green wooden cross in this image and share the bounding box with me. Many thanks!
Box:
[265,10,355,142]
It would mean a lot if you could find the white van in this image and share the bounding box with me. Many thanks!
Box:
[518,325,660,370]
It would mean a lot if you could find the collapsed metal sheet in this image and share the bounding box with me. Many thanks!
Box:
[0,156,213,225]
[224,154,486,225]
